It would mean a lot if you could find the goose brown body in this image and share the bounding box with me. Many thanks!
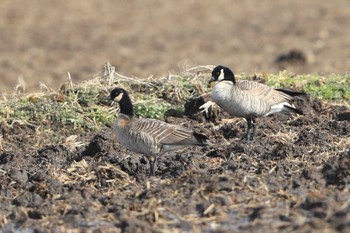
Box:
[113,115,207,156]
[107,87,209,176]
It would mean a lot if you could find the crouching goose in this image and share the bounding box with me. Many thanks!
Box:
[106,88,209,176]
[201,65,306,141]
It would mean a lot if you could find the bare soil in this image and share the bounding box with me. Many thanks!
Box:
[1,94,350,232]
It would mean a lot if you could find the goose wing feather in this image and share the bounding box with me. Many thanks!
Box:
[236,80,293,105]
[131,118,197,145]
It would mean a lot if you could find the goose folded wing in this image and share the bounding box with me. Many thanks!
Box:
[132,118,196,145]
[237,80,292,105]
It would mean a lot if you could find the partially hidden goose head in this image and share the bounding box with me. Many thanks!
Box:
[209,65,236,87]
[107,87,210,176]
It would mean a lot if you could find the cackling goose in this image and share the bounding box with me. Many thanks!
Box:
[201,65,306,141]
[106,87,209,176]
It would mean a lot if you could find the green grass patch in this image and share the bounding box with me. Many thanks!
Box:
[263,71,350,104]
[0,88,114,131]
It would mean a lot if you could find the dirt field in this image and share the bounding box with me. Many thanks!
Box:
[1,0,350,92]
[1,1,350,232]
[0,87,350,232]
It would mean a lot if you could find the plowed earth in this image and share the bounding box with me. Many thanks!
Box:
[1,95,349,232]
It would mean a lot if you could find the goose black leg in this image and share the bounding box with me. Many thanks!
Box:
[246,117,253,142]
[251,118,257,141]
[245,117,256,142]
[148,156,157,176]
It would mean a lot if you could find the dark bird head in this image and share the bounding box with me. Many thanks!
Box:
[107,87,127,102]
[209,65,236,86]
[106,87,134,117]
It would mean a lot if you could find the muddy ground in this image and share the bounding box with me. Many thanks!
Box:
[0,94,349,232]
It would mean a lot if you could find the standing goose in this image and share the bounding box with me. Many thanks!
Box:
[201,65,306,141]
[106,87,209,176]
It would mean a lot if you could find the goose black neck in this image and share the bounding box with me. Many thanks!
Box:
[119,92,134,117]
[225,69,236,84]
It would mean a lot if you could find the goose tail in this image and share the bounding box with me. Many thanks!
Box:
[275,88,307,97]
[265,102,304,116]
[283,104,304,115]
[193,132,210,146]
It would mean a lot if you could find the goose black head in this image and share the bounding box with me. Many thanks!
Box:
[109,87,126,102]
[209,65,236,86]
[107,88,134,117]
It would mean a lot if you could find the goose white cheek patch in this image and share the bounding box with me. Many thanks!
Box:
[113,93,124,102]
[218,69,225,81]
